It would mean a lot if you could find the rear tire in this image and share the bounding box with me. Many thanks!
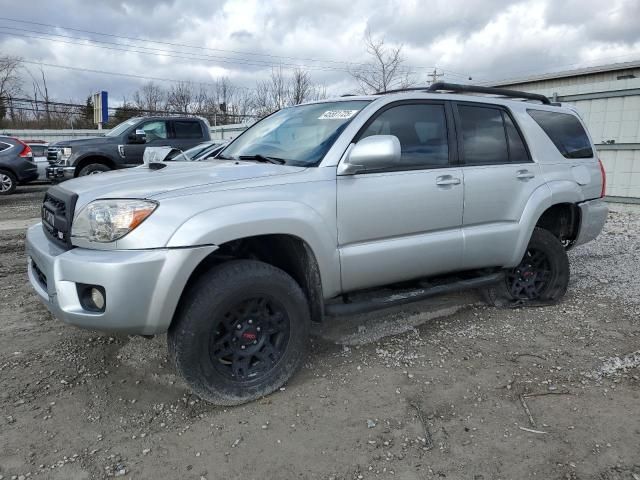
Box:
[78,163,110,176]
[168,259,311,405]
[0,170,17,195]
[483,227,570,307]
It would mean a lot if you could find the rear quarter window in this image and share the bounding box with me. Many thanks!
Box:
[174,121,204,139]
[527,109,593,159]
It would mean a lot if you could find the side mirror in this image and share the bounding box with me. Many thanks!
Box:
[128,129,147,144]
[337,135,401,175]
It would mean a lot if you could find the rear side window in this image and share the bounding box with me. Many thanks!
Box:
[0,142,10,152]
[527,109,593,158]
[360,103,449,169]
[503,114,529,163]
[457,105,509,165]
[174,121,203,139]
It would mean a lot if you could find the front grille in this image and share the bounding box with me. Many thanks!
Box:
[47,147,62,164]
[41,185,78,250]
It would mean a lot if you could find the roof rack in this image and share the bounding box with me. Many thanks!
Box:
[376,82,551,105]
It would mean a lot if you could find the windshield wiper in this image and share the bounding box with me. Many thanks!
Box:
[239,154,286,165]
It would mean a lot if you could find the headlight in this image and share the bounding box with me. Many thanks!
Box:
[72,199,158,243]
[59,147,72,165]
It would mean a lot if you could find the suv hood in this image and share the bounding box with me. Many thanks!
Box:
[62,160,307,206]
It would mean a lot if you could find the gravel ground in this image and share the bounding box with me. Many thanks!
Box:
[1,187,639,480]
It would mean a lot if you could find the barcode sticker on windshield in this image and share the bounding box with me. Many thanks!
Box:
[318,110,359,120]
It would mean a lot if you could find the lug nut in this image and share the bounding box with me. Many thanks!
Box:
[248,319,253,325]
[241,345,246,350]
[253,340,258,345]
[236,324,242,329]
[256,327,261,332]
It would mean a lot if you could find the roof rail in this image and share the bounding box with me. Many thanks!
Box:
[375,82,551,105]
[428,82,551,105]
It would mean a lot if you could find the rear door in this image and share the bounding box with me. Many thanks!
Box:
[337,100,465,292]
[454,102,545,268]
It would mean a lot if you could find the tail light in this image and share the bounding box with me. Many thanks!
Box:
[598,158,606,198]
[13,138,33,160]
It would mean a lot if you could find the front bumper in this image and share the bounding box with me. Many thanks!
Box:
[26,224,217,335]
[574,198,608,246]
[46,165,75,181]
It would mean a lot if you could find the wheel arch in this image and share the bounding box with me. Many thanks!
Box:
[170,233,325,330]
[73,154,116,176]
[507,181,585,265]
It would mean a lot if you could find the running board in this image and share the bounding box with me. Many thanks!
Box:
[324,272,504,317]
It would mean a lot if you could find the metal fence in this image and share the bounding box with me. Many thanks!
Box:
[1,123,249,143]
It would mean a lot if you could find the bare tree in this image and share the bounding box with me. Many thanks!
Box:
[0,56,22,124]
[349,29,414,93]
[288,68,312,105]
[133,82,165,113]
[166,81,194,113]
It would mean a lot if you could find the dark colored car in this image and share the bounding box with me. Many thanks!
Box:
[0,136,38,195]
[46,116,212,180]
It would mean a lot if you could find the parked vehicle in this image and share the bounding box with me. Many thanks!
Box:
[0,136,37,195]
[27,142,50,181]
[165,140,227,162]
[26,83,608,404]
[45,116,211,180]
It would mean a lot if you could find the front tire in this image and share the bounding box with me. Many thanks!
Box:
[483,227,570,307]
[168,260,311,405]
[78,163,110,176]
[0,170,17,195]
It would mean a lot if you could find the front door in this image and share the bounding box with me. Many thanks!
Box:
[122,120,171,166]
[453,102,545,268]
[337,101,464,292]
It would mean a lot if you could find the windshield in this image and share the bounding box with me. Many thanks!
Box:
[221,100,370,166]
[106,118,139,137]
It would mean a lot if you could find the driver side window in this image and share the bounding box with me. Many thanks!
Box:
[359,103,450,170]
[140,121,167,143]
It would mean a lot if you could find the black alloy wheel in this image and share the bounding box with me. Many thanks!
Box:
[168,259,310,405]
[210,296,291,381]
[505,247,552,300]
[481,227,570,307]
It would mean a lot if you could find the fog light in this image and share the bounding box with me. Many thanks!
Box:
[91,288,105,310]
[77,284,106,312]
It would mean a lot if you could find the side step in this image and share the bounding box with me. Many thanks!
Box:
[324,272,504,317]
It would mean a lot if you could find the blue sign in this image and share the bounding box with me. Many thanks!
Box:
[100,91,108,124]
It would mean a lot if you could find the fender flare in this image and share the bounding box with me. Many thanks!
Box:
[167,201,342,297]
[73,152,118,172]
[507,180,585,265]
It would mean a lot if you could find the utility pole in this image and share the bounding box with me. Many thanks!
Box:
[428,68,444,85]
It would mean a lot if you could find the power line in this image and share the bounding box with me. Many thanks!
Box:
[20,59,240,90]
[0,16,445,72]
[2,29,390,74]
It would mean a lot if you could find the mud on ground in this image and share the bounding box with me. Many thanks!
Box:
[1,186,639,480]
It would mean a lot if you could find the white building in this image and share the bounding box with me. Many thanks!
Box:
[488,60,640,201]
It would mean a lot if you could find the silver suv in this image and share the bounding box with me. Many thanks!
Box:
[26,83,608,405]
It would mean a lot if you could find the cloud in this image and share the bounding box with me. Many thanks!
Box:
[0,0,638,102]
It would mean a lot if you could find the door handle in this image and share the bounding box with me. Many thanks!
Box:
[516,169,535,180]
[436,176,461,186]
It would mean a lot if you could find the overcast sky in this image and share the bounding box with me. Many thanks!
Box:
[0,0,639,103]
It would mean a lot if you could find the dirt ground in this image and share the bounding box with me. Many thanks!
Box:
[1,184,639,480]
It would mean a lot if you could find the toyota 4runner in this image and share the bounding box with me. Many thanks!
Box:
[26,83,608,405]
